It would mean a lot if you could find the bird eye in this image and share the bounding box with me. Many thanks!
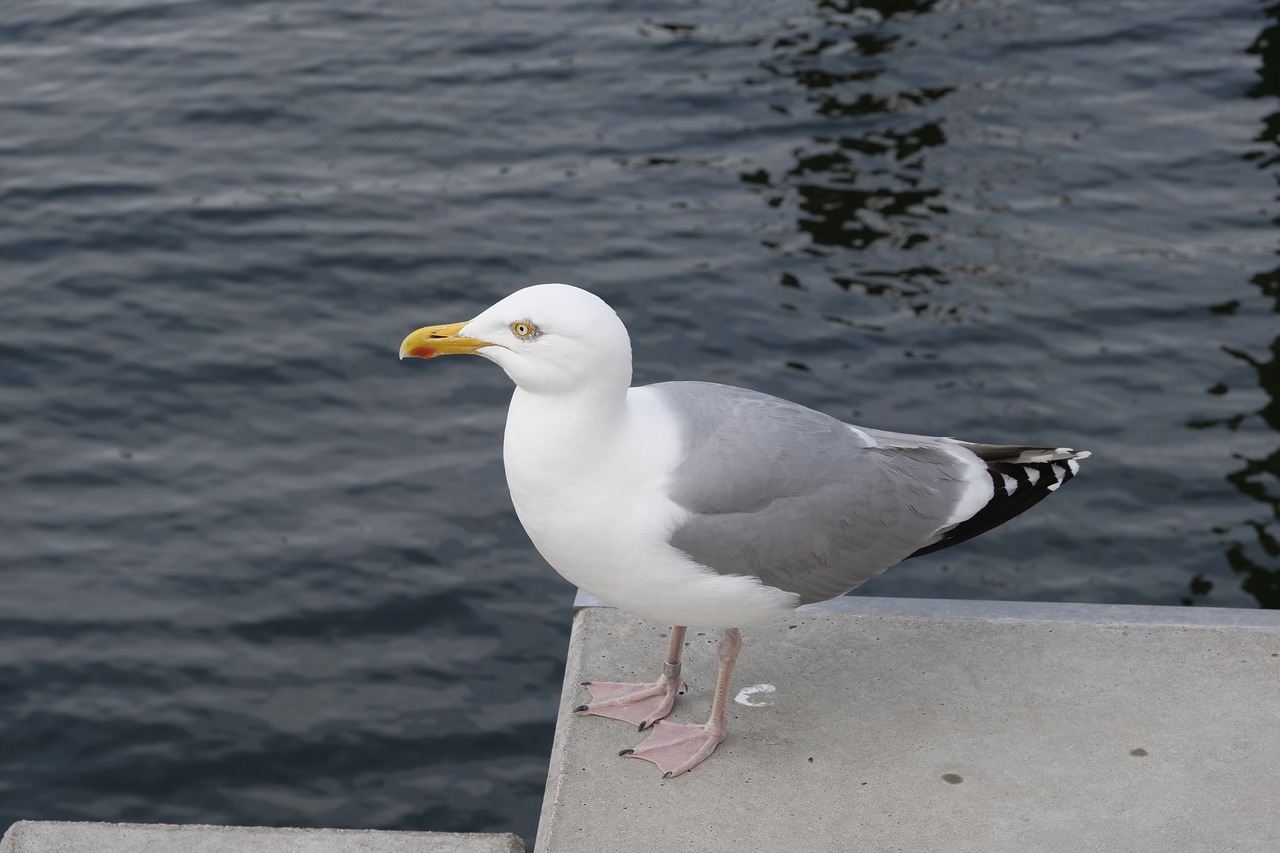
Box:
[511,321,538,339]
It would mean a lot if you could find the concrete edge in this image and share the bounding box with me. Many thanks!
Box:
[533,612,591,853]
[1,821,526,853]
[572,589,1280,629]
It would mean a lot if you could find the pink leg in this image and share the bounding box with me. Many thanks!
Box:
[575,626,687,730]
[622,627,742,778]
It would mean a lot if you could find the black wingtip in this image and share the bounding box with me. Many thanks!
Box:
[910,447,1087,559]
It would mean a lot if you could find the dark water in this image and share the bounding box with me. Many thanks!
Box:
[3,0,1278,845]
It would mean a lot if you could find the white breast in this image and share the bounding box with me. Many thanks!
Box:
[502,386,799,628]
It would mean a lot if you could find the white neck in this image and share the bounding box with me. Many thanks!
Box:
[504,383,628,472]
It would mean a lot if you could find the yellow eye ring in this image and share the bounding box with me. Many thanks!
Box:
[511,321,538,339]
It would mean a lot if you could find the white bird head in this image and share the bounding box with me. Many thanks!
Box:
[399,283,633,395]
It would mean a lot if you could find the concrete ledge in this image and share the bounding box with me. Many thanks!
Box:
[0,822,525,853]
[577,589,1280,628]
[542,595,1280,852]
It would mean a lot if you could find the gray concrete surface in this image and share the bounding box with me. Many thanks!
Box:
[538,596,1280,853]
[0,822,524,853]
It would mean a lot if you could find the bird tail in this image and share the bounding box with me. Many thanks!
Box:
[908,444,1089,559]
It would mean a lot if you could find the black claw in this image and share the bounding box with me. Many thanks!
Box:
[619,748,635,756]
[662,771,673,779]
[580,681,592,686]
[638,721,649,731]
[573,704,590,713]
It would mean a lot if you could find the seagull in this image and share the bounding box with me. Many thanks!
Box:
[399,283,1088,778]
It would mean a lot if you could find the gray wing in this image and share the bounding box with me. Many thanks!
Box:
[655,382,1086,605]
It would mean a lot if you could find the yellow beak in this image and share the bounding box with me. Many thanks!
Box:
[399,321,489,360]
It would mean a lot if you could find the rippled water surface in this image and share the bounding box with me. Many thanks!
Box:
[3,0,1279,846]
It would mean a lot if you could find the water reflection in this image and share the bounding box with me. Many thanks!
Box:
[1195,10,1280,608]
[1211,289,1280,609]
[741,0,951,305]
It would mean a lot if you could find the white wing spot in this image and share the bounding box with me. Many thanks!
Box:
[735,684,777,707]
[1067,458,1080,476]
[1015,447,1077,463]
[938,443,993,528]
[1026,468,1041,486]
[1002,474,1019,494]
[846,425,877,447]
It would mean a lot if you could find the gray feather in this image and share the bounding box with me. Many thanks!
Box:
[656,382,987,604]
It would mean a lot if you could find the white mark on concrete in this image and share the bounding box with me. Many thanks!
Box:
[735,683,777,707]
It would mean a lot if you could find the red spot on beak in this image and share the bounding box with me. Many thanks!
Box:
[407,346,440,359]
